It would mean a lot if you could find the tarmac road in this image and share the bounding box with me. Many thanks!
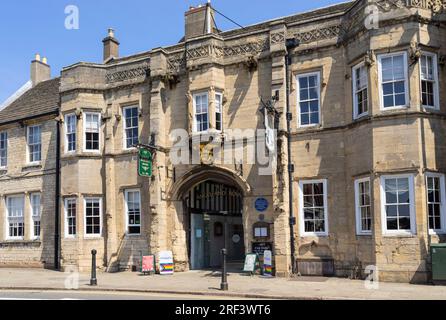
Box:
[0,289,245,300]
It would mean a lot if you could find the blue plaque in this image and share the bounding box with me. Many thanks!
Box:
[255,198,269,212]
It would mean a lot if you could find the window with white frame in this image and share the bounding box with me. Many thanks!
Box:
[352,63,369,119]
[125,190,141,235]
[420,53,439,109]
[355,178,372,235]
[378,52,408,109]
[299,180,328,236]
[194,93,209,132]
[85,198,101,236]
[123,106,139,149]
[27,125,41,163]
[84,113,100,151]
[297,72,321,127]
[65,114,76,153]
[6,195,25,239]
[380,175,415,234]
[30,193,41,239]
[0,132,7,168]
[65,198,77,237]
[215,93,223,131]
[426,173,446,233]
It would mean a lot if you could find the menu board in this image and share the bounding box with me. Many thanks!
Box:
[243,254,258,273]
[141,255,155,274]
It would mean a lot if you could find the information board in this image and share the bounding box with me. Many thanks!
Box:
[252,242,273,256]
[159,251,174,275]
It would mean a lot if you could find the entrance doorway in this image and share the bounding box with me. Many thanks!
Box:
[185,180,245,270]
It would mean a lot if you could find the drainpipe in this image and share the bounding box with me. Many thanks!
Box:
[285,38,300,274]
[54,113,61,270]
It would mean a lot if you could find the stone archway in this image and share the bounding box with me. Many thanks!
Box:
[167,166,252,271]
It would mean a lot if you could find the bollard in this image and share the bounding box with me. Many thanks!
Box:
[220,248,228,291]
[90,249,97,286]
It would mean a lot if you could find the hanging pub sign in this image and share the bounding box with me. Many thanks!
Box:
[263,250,273,277]
[141,255,155,275]
[243,253,259,274]
[252,242,273,256]
[138,148,153,178]
[158,251,174,275]
[255,198,269,212]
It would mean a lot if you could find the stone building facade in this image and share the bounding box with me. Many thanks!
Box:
[1,0,446,283]
[0,56,59,268]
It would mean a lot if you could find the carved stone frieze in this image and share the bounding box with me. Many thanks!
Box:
[294,25,341,44]
[105,64,150,83]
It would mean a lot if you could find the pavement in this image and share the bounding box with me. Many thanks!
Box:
[0,268,445,300]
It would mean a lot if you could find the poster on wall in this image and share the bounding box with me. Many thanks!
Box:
[158,251,174,275]
[141,255,155,274]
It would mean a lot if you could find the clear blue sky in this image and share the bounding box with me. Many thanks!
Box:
[0,0,343,103]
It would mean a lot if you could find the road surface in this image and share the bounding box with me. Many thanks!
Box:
[0,290,245,300]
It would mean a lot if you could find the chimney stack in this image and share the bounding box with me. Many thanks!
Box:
[185,2,216,40]
[102,28,119,62]
[31,54,51,87]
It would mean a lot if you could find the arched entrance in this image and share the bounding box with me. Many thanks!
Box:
[184,180,245,269]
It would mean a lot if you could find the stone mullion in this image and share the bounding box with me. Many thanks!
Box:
[208,87,216,130]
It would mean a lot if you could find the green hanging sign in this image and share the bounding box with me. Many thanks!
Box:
[138,148,153,178]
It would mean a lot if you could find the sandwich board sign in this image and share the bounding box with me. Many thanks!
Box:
[159,251,174,275]
[141,255,155,275]
[263,250,273,277]
[243,254,258,274]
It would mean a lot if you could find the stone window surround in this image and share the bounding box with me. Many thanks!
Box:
[377,51,410,111]
[298,179,329,237]
[379,173,416,236]
[352,62,369,120]
[419,51,440,110]
[354,177,372,236]
[30,193,41,240]
[64,197,77,239]
[425,172,446,235]
[83,197,103,238]
[124,189,141,236]
[83,111,102,153]
[296,71,322,128]
[122,105,140,150]
[0,131,7,169]
[26,124,42,165]
[190,88,225,135]
[64,113,77,154]
[2,191,43,242]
